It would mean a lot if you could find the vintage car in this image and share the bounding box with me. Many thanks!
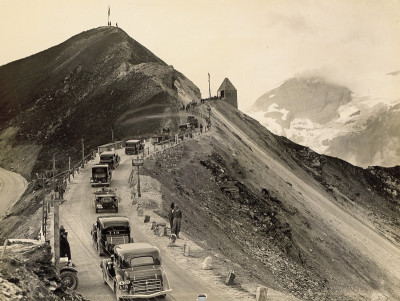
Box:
[91,216,133,256]
[91,164,112,187]
[100,151,120,170]
[93,188,119,213]
[101,243,172,300]
[125,139,144,155]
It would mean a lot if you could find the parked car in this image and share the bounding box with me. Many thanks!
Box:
[101,243,172,300]
[93,188,119,213]
[91,216,132,256]
[100,151,120,169]
[91,164,112,187]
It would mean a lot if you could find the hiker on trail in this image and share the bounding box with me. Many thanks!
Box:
[200,124,203,134]
[60,229,71,261]
[172,205,182,238]
[168,202,175,230]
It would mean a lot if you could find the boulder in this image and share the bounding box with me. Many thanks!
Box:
[202,256,213,270]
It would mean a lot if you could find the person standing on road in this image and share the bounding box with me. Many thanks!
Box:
[172,205,182,238]
[60,231,71,261]
[168,202,175,230]
[200,124,203,134]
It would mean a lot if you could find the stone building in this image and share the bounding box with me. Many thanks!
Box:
[217,78,237,109]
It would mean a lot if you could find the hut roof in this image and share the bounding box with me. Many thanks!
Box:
[217,78,236,92]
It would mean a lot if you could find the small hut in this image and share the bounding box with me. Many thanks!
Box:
[217,78,238,109]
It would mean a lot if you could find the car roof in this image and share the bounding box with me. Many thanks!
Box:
[92,164,109,168]
[101,151,114,156]
[97,216,130,228]
[126,139,140,143]
[115,243,160,257]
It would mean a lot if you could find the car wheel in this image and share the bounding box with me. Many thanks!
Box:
[60,271,78,290]
[95,208,98,213]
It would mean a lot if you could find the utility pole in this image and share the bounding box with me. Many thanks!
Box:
[208,73,211,98]
[81,138,84,168]
[137,162,141,198]
[52,155,60,266]
[111,128,114,142]
[68,157,71,182]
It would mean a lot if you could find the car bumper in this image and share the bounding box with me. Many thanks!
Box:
[119,289,172,299]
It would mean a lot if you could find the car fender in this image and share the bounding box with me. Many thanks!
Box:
[60,266,78,274]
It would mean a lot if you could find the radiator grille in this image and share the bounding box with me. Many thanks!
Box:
[131,278,162,295]
[106,235,129,246]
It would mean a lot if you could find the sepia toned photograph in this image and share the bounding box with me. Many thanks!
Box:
[0,1,399,300]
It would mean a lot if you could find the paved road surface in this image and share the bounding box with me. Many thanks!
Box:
[0,167,27,217]
[60,148,233,301]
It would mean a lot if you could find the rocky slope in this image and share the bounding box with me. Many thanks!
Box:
[0,239,88,301]
[0,26,200,180]
[142,101,400,300]
[247,77,400,167]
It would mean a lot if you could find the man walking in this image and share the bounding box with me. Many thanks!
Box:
[172,205,182,238]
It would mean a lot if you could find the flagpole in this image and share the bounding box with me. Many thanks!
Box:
[108,5,110,25]
[208,73,211,98]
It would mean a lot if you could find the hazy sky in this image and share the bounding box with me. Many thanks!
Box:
[1,0,399,109]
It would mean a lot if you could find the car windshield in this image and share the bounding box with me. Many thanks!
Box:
[129,256,160,267]
[93,167,107,173]
[126,142,139,147]
[100,155,113,160]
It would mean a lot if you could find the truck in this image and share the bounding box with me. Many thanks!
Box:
[91,216,133,256]
[125,140,144,155]
[101,243,172,300]
[100,151,120,169]
[93,188,119,213]
[91,164,112,187]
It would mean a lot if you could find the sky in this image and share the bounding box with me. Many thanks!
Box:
[0,0,399,110]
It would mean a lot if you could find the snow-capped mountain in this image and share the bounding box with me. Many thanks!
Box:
[246,77,400,167]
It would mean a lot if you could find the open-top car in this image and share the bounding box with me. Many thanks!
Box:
[91,216,132,256]
[93,188,119,213]
[101,243,172,300]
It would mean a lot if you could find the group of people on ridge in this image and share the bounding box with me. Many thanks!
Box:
[168,202,182,238]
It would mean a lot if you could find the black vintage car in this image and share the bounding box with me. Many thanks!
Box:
[93,188,118,213]
[125,139,144,155]
[91,216,133,256]
[91,164,112,187]
[101,243,172,300]
[100,151,120,170]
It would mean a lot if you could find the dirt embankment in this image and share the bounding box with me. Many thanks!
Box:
[0,239,87,301]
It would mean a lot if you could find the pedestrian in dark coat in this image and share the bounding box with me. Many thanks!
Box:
[60,232,71,260]
[168,202,175,230]
[172,205,182,238]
